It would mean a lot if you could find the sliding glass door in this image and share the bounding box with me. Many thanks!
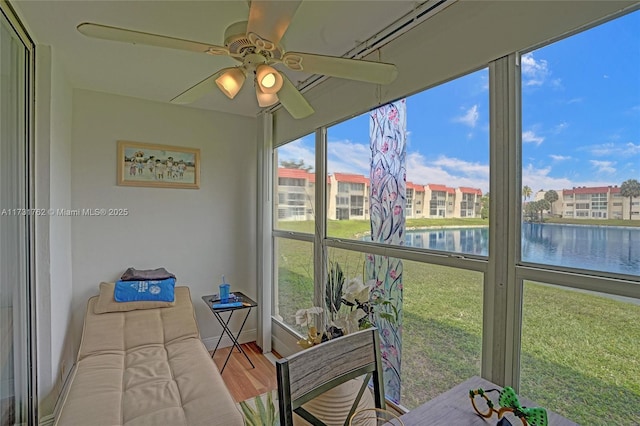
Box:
[0,3,34,425]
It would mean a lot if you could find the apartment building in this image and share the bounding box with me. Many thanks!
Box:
[276,168,315,221]
[424,184,456,218]
[326,173,369,220]
[454,187,483,218]
[278,169,482,221]
[406,182,426,218]
[560,186,640,220]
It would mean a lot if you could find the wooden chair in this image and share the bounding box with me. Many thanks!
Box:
[276,328,386,426]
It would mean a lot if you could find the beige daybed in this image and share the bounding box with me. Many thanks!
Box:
[55,285,243,426]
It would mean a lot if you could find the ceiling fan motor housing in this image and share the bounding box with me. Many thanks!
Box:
[224,21,283,60]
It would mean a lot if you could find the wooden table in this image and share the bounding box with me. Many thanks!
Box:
[400,376,578,425]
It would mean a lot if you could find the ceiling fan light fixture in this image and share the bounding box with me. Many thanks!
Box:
[256,85,279,107]
[215,68,246,99]
[256,64,283,94]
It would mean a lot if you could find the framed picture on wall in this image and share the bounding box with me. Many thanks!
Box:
[117,140,200,189]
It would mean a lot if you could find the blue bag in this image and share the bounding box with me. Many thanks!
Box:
[114,278,176,302]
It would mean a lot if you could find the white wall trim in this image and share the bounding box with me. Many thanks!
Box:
[38,414,54,426]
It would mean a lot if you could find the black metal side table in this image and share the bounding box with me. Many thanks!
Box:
[202,291,257,373]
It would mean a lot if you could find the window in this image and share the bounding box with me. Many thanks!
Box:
[269,8,638,422]
[273,238,314,335]
[275,136,315,231]
[327,247,483,409]
[521,282,640,424]
[350,195,364,216]
[521,10,639,275]
[326,68,489,254]
[0,6,34,424]
[519,11,640,424]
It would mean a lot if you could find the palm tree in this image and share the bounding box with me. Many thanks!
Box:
[544,190,559,216]
[620,179,640,220]
[522,185,532,201]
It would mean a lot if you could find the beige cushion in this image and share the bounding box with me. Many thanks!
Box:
[94,281,175,314]
[55,286,243,426]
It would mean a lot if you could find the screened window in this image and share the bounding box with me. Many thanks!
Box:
[326,68,489,255]
[274,135,315,232]
[521,10,640,277]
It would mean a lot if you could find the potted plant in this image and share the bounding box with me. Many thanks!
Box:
[291,262,399,426]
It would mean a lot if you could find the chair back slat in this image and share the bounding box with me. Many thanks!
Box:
[276,328,386,426]
[287,330,375,401]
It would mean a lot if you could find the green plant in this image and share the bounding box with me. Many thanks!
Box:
[325,261,344,322]
[239,391,279,426]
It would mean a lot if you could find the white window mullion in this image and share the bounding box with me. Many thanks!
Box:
[313,127,327,316]
[484,53,521,387]
[257,111,273,352]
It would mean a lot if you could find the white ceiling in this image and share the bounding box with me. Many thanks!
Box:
[13,0,423,117]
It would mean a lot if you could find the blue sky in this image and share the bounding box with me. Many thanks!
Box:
[278,10,639,194]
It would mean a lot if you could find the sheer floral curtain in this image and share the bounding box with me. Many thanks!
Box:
[367,100,406,403]
[0,9,31,426]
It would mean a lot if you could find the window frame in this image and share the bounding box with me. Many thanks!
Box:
[265,7,640,409]
[0,1,36,423]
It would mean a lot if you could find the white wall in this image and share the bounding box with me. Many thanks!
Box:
[34,45,75,417]
[49,48,74,394]
[70,90,258,355]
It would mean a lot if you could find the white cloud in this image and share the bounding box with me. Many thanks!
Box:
[585,142,640,157]
[623,142,640,155]
[567,98,584,104]
[276,138,316,170]
[549,154,571,161]
[406,153,489,193]
[590,160,617,174]
[553,122,569,134]
[522,130,545,145]
[521,53,550,87]
[522,163,618,192]
[522,164,572,192]
[453,105,479,128]
[326,140,370,175]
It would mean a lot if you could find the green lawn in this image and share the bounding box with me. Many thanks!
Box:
[274,219,640,425]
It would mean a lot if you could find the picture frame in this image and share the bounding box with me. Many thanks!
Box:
[117,140,200,189]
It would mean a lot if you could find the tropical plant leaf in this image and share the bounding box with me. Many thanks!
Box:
[326,261,345,320]
[239,400,258,426]
[256,393,267,422]
[239,392,279,426]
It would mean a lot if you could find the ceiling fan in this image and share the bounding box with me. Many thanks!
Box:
[77,0,398,119]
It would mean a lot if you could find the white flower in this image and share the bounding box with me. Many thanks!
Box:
[343,277,371,304]
[333,308,367,336]
[295,306,323,327]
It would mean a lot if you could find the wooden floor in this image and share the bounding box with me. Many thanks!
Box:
[211,342,279,403]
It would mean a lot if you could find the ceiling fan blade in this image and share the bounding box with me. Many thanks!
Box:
[277,73,314,119]
[246,0,302,48]
[77,23,229,56]
[282,52,398,85]
[170,71,222,104]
